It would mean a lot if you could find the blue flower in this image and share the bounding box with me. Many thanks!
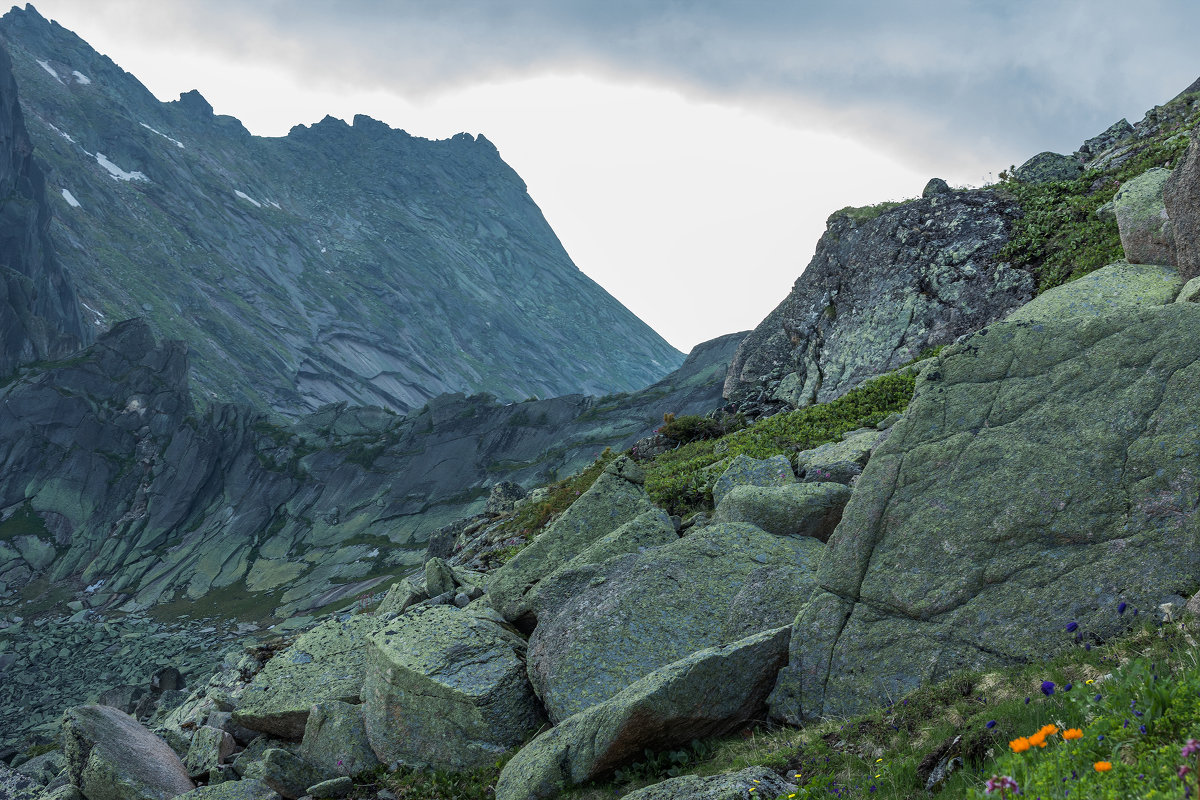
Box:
[1118,601,1127,615]
[1025,697,1031,704]
[1140,725,1147,734]
[1041,681,1056,696]
[1064,683,1073,692]
[1095,694,1102,702]
[1066,621,1078,632]
[986,720,996,729]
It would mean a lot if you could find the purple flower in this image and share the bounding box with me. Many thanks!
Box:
[1119,601,1127,615]
[1182,738,1200,758]
[1182,765,1193,780]
[1097,735,1105,741]
[1095,694,1102,702]
[1066,621,1079,632]
[1064,683,1073,692]
[985,776,1020,795]
[1140,725,1148,734]
[1041,681,1056,696]
[1025,697,1031,704]
[986,720,996,729]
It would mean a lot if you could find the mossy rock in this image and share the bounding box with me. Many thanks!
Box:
[1004,261,1181,323]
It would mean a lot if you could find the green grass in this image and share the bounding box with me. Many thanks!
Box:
[0,503,49,543]
[829,200,910,225]
[643,368,918,517]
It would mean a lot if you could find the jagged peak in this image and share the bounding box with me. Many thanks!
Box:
[173,88,213,117]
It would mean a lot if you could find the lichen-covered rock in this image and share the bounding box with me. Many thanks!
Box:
[362,605,544,771]
[620,766,797,800]
[1176,275,1200,303]
[183,726,236,779]
[527,522,821,723]
[423,558,457,598]
[770,303,1200,723]
[306,777,352,799]
[487,456,654,624]
[1165,129,1200,280]
[724,189,1032,415]
[237,749,327,800]
[796,428,881,484]
[485,482,527,515]
[174,779,279,800]
[299,701,379,778]
[1114,167,1177,265]
[1013,151,1083,183]
[495,627,791,800]
[232,615,380,740]
[712,483,851,541]
[711,455,795,506]
[1004,261,1181,323]
[0,762,39,800]
[922,178,951,197]
[61,705,195,800]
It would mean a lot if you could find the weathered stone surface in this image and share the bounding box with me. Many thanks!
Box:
[363,605,543,770]
[770,304,1200,723]
[1176,275,1200,303]
[423,558,456,598]
[621,766,797,800]
[711,455,795,507]
[0,763,38,800]
[233,615,379,740]
[527,522,821,723]
[299,701,379,778]
[1004,261,1181,323]
[796,427,881,484]
[1165,129,1200,280]
[485,482,527,515]
[237,749,327,800]
[539,509,677,581]
[306,777,352,799]
[724,189,1032,415]
[487,457,654,624]
[922,178,951,197]
[1114,167,1177,265]
[713,483,851,541]
[495,627,791,800]
[183,726,236,779]
[13,751,65,784]
[61,705,195,800]
[1013,151,1083,183]
[174,779,279,800]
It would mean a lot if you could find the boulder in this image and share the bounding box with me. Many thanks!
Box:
[620,766,797,800]
[1004,261,1181,324]
[485,482,527,515]
[306,777,352,799]
[376,578,423,615]
[1013,151,1083,183]
[1114,167,1177,265]
[770,303,1200,723]
[362,605,544,771]
[232,615,379,740]
[0,763,38,800]
[527,522,821,723]
[487,456,654,624]
[299,701,379,778]
[1176,276,1200,303]
[922,178,952,197]
[183,726,236,779]
[711,454,795,506]
[796,427,881,484]
[423,557,456,598]
[712,483,851,541]
[1165,129,1200,280]
[495,627,791,800]
[237,749,327,800]
[174,780,279,800]
[61,705,195,800]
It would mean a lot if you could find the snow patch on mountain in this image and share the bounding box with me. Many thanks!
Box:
[95,153,148,182]
[140,122,184,149]
[71,70,90,85]
[234,190,262,208]
[35,58,59,81]
[61,188,80,207]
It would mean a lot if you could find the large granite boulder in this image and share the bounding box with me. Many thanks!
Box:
[61,705,195,800]
[711,454,795,506]
[495,627,791,800]
[527,522,822,723]
[1013,151,1084,183]
[1114,167,1177,265]
[362,605,544,771]
[724,188,1033,414]
[232,615,379,740]
[1003,261,1181,323]
[1165,129,1200,280]
[712,482,851,541]
[487,456,654,625]
[299,701,380,778]
[621,766,797,800]
[0,763,38,800]
[770,303,1200,723]
[236,749,326,800]
[174,780,279,800]
[796,427,882,484]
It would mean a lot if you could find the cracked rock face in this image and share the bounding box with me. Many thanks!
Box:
[769,304,1200,723]
[723,190,1033,415]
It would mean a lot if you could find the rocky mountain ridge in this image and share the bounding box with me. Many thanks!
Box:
[0,4,682,419]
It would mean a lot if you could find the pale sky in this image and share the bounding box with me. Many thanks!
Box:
[16,1,1200,353]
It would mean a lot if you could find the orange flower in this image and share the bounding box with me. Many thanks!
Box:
[1040,724,1059,736]
[1062,728,1083,740]
[1094,761,1112,772]
[1028,731,1048,748]
[1010,737,1031,753]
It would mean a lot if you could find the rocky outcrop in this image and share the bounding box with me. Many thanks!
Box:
[621,767,797,800]
[723,189,1033,416]
[712,482,850,540]
[0,6,681,418]
[1114,167,1176,265]
[1165,129,1200,280]
[1004,261,1181,323]
[770,299,1200,723]
[0,39,88,380]
[61,705,195,800]
[1012,151,1084,183]
[495,627,791,800]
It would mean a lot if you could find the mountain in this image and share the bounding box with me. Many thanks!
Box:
[0,4,682,419]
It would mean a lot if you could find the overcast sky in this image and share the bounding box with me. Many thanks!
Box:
[19,1,1200,353]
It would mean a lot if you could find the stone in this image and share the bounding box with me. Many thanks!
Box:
[61,705,195,800]
[97,685,148,716]
[1176,276,1200,303]
[1078,118,1134,162]
[13,751,65,784]
[232,615,379,740]
[712,482,851,541]
[238,749,327,800]
[620,766,797,800]
[1165,129,1200,280]
[306,777,352,799]
[922,178,952,197]
[183,726,237,779]
[711,454,795,506]
[526,522,821,723]
[174,779,280,800]
[1114,167,1177,265]
[152,668,184,693]
[538,509,677,582]
[1013,151,1083,183]
[796,427,881,484]
[0,763,40,800]
[487,456,655,625]
[376,578,423,616]
[1004,261,1181,324]
[495,627,791,800]
[485,482,527,515]
[299,701,379,778]
[770,303,1200,723]
[423,558,456,598]
[362,605,544,771]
